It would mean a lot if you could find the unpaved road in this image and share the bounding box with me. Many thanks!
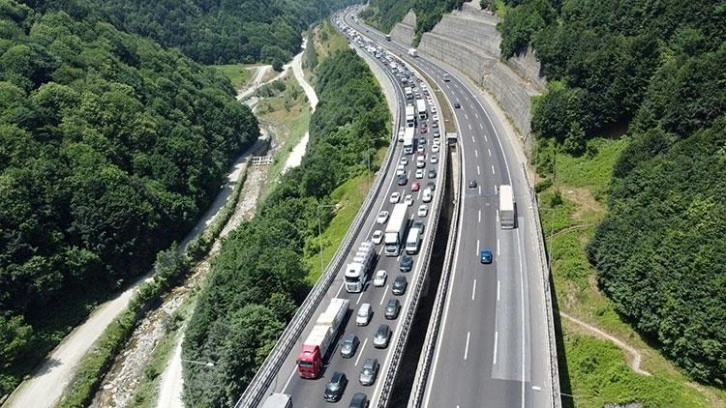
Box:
[283,39,318,173]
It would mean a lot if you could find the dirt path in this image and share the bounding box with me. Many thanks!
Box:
[283,39,318,173]
[560,311,651,376]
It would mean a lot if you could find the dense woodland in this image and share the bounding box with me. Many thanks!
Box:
[23,0,357,65]
[360,0,465,38]
[182,46,389,406]
[0,0,258,394]
[499,0,725,384]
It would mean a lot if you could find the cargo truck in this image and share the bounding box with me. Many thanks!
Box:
[385,34,391,41]
[261,393,293,408]
[344,241,376,292]
[416,99,427,120]
[385,203,409,256]
[405,104,416,127]
[408,48,418,57]
[499,184,516,229]
[405,227,422,254]
[403,127,415,154]
[297,298,350,378]
[404,86,413,100]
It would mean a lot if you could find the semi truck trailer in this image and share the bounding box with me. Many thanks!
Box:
[499,184,516,229]
[344,241,376,292]
[385,203,409,256]
[297,298,350,378]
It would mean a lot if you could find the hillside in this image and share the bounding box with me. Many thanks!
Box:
[26,0,358,65]
[0,0,258,395]
[499,0,726,386]
[360,0,465,38]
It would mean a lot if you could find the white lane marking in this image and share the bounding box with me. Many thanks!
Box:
[492,165,496,175]
[478,185,481,195]
[477,239,480,253]
[479,123,483,130]
[355,338,368,366]
[464,332,471,360]
[477,165,480,175]
[471,135,476,143]
[475,149,479,158]
[493,331,499,365]
[533,386,542,391]
[497,280,501,302]
[478,209,481,223]
[517,230,527,407]
[472,279,477,300]
[380,288,388,305]
[357,291,364,304]
[475,112,479,119]
[282,361,297,392]
[468,123,472,130]
[335,281,345,298]
[484,134,488,142]
[488,148,492,157]
[464,114,469,120]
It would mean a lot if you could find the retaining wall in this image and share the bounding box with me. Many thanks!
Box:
[390,10,416,46]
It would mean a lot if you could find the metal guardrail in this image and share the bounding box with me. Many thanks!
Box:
[234,21,404,408]
[523,164,562,408]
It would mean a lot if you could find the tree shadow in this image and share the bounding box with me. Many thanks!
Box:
[549,276,574,408]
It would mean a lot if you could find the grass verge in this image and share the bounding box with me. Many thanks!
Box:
[210,64,253,89]
[537,138,724,407]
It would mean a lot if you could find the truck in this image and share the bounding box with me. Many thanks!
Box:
[385,34,391,41]
[408,48,418,57]
[405,227,422,254]
[404,86,413,100]
[499,184,516,229]
[416,98,427,120]
[344,241,376,292]
[403,127,415,154]
[297,298,350,378]
[405,104,416,126]
[261,393,293,408]
[385,203,409,256]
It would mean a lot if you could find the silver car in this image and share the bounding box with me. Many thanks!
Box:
[359,357,380,386]
[373,324,391,348]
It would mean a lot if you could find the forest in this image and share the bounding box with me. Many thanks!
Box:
[182,47,390,406]
[359,0,465,38]
[0,0,258,395]
[499,0,725,384]
[24,0,357,65]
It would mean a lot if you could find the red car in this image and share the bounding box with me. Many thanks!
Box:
[411,182,421,192]
[420,127,428,133]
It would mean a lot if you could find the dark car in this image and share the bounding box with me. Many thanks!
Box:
[418,137,427,145]
[399,255,413,272]
[413,220,425,234]
[454,101,461,108]
[427,181,436,191]
[324,371,348,402]
[392,275,408,295]
[480,249,493,264]
[373,324,391,349]
[359,357,380,385]
[468,179,477,188]
[428,169,437,179]
[397,174,408,186]
[385,298,401,320]
[340,333,360,358]
[349,392,369,408]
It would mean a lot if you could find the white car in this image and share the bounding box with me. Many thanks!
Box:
[372,230,384,244]
[432,144,440,153]
[373,270,387,287]
[431,106,437,113]
[377,210,390,224]
[422,188,433,203]
[430,154,438,164]
[400,157,408,166]
[390,192,401,203]
[415,168,425,179]
[432,114,439,122]
[404,194,414,206]
[433,137,441,145]
[417,204,429,217]
[396,168,405,177]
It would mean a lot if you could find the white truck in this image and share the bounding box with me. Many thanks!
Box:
[385,203,409,256]
[405,104,416,127]
[404,86,413,100]
[403,127,415,154]
[297,298,350,378]
[499,184,516,229]
[344,241,376,292]
[416,98,427,120]
[408,48,418,57]
[261,393,293,408]
[405,227,422,254]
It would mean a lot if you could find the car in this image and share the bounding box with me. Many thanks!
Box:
[373,270,387,287]
[396,168,405,177]
[390,192,401,203]
[324,371,348,402]
[356,303,372,326]
[372,230,383,244]
[340,334,360,358]
[400,157,408,166]
[373,324,392,349]
[412,182,421,192]
[417,204,429,217]
[399,255,413,272]
[454,101,461,108]
[431,106,437,113]
[432,121,439,129]
[404,194,414,206]
[433,137,441,145]
[396,174,408,186]
[349,392,369,408]
[418,137,427,145]
[359,358,380,385]
[432,144,440,153]
[427,181,436,191]
[430,154,438,164]
[420,126,428,134]
[417,145,425,154]
[480,249,493,264]
[432,114,439,122]
[420,121,428,129]
[413,220,425,234]
[422,188,433,203]
[428,169,437,179]
[385,298,401,320]
[468,179,477,188]
[434,130,441,138]
[392,275,408,295]
[377,210,389,224]
[415,168,425,179]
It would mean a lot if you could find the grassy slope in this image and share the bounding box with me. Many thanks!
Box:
[210,64,253,89]
[538,138,724,407]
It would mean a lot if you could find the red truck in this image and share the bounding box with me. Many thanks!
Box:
[297,298,350,378]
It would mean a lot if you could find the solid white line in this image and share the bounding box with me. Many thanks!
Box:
[517,230,527,407]
[355,338,368,366]
[497,280,501,302]
[335,281,345,298]
[464,332,471,360]
[493,331,499,365]
[488,148,492,157]
[477,165,481,175]
[478,209,481,223]
[472,280,477,300]
[491,165,496,175]
[475,149,478,158]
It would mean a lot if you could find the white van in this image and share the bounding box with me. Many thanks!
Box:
[422,188,433,203]
[261,393,292,408]
[416,155,426,169]
[356,303,372,326]
[405,227,422,254]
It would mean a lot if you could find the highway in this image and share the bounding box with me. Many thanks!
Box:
[264,19,448,408]
[345,9,555,408]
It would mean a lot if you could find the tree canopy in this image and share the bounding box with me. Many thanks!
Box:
[360,0,465,38]
[0,0,258,394]
[26,0,358,65]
